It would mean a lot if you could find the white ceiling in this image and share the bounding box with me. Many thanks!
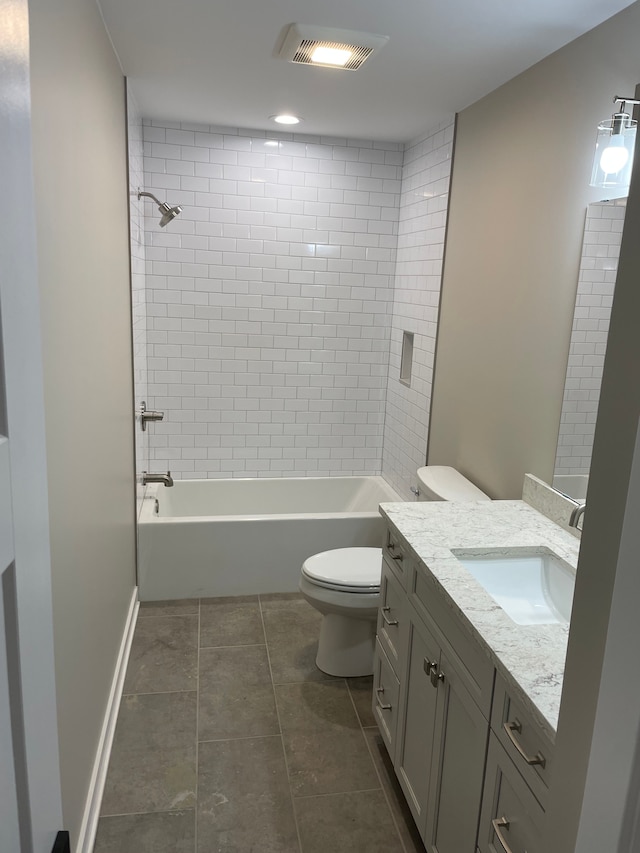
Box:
[98,0,634,142]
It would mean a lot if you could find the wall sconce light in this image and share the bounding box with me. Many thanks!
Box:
[590,96,639,190]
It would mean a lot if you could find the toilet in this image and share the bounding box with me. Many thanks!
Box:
[299,466,490,677]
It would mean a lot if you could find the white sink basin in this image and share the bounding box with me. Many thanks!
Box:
[453,550,574,626]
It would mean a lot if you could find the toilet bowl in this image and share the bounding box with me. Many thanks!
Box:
[300,466,490,678]
[299,547,382,677]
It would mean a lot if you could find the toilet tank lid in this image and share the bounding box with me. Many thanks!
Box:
[416,466,490,501]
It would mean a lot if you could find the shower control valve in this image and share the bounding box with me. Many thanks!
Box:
[139,401,165,431]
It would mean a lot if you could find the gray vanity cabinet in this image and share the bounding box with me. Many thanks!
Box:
[376,516,559,853]
[375,541,491,853]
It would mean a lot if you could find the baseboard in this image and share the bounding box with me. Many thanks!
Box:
[75,588,139,853]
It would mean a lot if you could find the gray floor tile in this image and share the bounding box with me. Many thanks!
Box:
[276,680,362,733]
[364,728,426,853]
[295,789,404,853]
[124,615,198,694]
[276,682,379,796]
[198,645,279,741]
[200,595,263,648]
[138,599,199,617]
[93,811,195,853]
[261,595,334,684]
[347,675,376,728]
[101,692,197,816]
[198,737,299,853]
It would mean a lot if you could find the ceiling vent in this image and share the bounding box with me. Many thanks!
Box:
[278,24,388,71]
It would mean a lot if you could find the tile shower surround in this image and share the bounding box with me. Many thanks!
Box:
[554,200,625,476]
[94,595,426,853]
[138,118,455,487]
[142,122,402,479]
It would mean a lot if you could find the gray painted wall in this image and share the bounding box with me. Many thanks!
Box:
[548,87,640,853]
[428,2,640,498]
[28,0,136,844]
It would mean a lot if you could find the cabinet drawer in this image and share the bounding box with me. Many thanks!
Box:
[478,735,546,853]
[410,564,495,717]
[491,675,553,809]
[384,527,413,589]
[372,640,400,760]
[377,562,407,677]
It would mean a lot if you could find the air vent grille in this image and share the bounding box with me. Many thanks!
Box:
[292,40,374,71]
[278,25,388,72]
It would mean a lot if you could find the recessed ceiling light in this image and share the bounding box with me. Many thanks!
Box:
[310,46,353,67]
[270,114,302,125]
[278,24,388,72]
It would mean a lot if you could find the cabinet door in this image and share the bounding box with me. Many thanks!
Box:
[426,647,489,853]
[478,735,545,853]
[395,612,440,831]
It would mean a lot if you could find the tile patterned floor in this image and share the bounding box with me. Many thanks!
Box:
[94,594,426,853]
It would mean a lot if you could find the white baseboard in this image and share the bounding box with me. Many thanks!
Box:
[76,587,139,853]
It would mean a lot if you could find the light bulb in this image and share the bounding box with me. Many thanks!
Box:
[271,114,301,125]
[310,46,353,66]
[599,134,630,174]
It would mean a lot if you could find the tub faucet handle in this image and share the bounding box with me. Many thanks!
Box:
[410,486,420,498]
[139,401,165,431]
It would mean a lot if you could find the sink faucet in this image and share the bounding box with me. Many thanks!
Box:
[569,503,585,529]
[142,471,174,487]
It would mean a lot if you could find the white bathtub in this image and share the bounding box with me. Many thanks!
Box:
[138,476,403,600]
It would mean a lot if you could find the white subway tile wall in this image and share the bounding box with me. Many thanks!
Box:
[554,199,625,476]
[142,122,403,478]
[127,86,149,513]
[381,118,455,497]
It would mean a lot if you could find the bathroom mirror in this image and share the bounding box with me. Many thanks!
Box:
[552,198,627,501]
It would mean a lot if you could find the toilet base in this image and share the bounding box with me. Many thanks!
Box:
[315,612,376,677]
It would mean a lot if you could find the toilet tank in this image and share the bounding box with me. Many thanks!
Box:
[416,466,490,501]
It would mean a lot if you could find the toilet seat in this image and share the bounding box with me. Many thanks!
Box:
[301,547,382,594]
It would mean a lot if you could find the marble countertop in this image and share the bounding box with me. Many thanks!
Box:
[379,500,581,739]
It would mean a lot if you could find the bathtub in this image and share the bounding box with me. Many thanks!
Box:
[138,476,403,600]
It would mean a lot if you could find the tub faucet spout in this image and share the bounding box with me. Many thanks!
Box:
[142,471,174,487]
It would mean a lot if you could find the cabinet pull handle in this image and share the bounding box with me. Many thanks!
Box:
[375,689,392,711]
[491,817,515,853]
[423,658,437,676]
[381,606,399,626]
[391,553,403,563]
[423,658,444,687]
[503,719,546,768]
[430,666,445,688]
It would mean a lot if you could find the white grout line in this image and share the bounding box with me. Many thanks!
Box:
[258,594,304,853]
[121,688,196,697]
[198,733,283,745]
[292,786,385,801]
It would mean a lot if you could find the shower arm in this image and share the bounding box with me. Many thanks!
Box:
[138,189,174,212]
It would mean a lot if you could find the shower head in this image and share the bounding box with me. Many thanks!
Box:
[138,189,183,227]
[158,202,182,227]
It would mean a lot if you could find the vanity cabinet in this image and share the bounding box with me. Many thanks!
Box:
[374,539,492,853]
[374,522,556,853]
